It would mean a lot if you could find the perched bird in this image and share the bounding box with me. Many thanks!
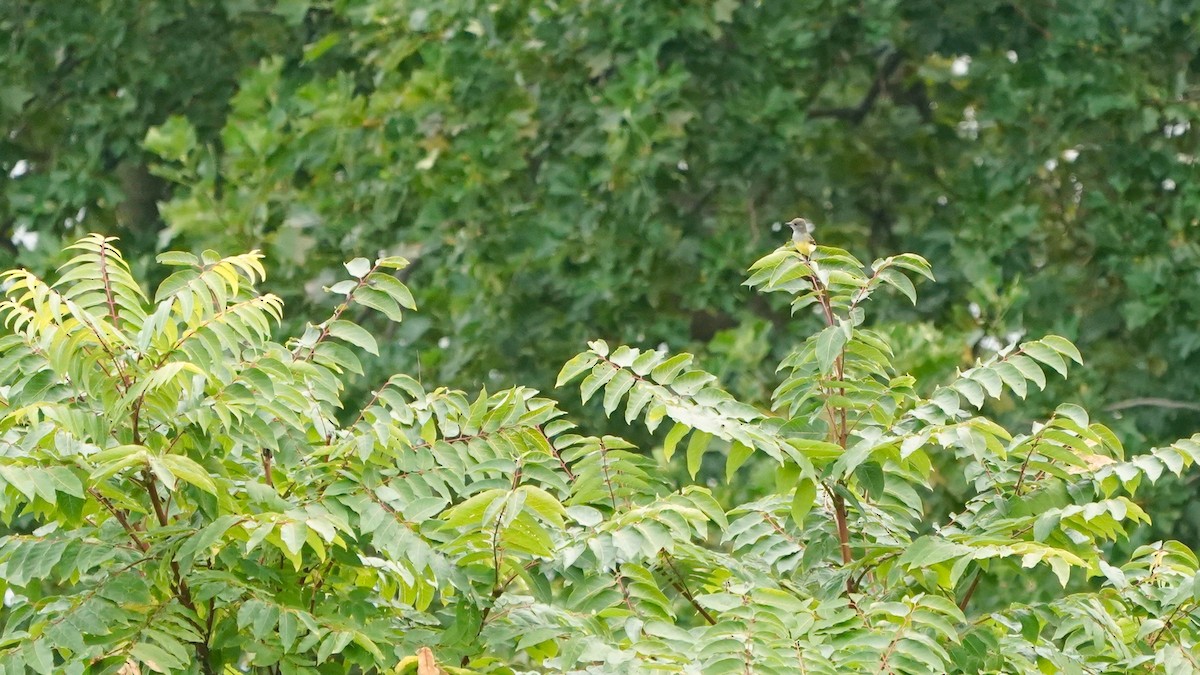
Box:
[788,217,816,256]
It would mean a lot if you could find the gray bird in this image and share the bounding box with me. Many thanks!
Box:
[787,218,816,256]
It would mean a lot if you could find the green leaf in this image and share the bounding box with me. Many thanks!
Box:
[631,349,661,375]
[1009,355,1047,390]
[790,478,817,528]
[519,485,567,528]
[369,272,417,309]
[775,462,801,493]
[889,253,936,280]
[443,489,506,528]
[0,465,38,502]
[328,320,379,355]
[899,540,956,573]
[1033,512,1061,542]
[279,611,300,653]
[375,255,409,270]
[176,515,241,571]
[567,505,603,527]
[354,286,404,321]
[878,267,917,304]
[1022,341,1069,377]
[279,520,307,556]
[1048,556,1071,587]
[663,423,689,462]
[995,362,1028,399]
[580,365,617,404]
[725,441,754,482]
[557,353,599,387]
[147,455,177,491]
[787,438,844,462]
[26,639,54,675]
[328,279,357,294]
[602,369,636,416]
[856,462,885,500]
[132,641,184,673]
[686,431,712,478]
[953,378,985,409]
[44,467,83,499]
[1040,334,1083,364]
[650,353,693,384]
[344,257,372,278]
[156,251,199,266]
[624,383,654,424]
[88,447,149,484]
[815,324,849,374]
[159,454,219,495]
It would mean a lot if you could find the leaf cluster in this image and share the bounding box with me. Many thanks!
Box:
[0,234,1194,673]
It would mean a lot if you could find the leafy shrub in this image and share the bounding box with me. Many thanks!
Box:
[0,233,1195,673]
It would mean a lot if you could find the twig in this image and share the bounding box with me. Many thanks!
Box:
[1105,397,1200,413]
[1148,601,1190,646]
[1009,2,1051,39]
[308,558,336,613]
[661,553,716,625]
[1013,418,1054,495]
[958,569,983,612]
[88,488,147,552]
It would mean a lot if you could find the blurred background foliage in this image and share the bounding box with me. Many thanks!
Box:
[3,1,1200,550]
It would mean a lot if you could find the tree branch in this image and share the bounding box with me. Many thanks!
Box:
[660,552,716,625]
[1105,397,1200,413]
[807,51,904,125]
[958,569,982,612]
[88,488,147,552]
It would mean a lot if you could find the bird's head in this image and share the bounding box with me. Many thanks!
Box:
[787,217,814,240]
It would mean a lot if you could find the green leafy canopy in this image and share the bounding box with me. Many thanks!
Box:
[0,233,1195,673]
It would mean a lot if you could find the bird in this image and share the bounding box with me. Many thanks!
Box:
[787,218,816,257]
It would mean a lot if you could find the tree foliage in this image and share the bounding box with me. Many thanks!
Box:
[5,2,1200,454]
[0,234,1195,673]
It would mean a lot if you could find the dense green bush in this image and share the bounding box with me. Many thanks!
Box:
[0,233,1195,673]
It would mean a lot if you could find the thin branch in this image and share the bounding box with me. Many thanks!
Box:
[292,268,375,363]
[349,378,393,428]
[805,257,855,590]
[1009,1,1052,39]
[613,571,640,615]
[661,553,716,625]
[141,475,169,527]
[833,493,854,568]
[822,483,855,593]
[853,550,902,590]
[88,488,147,552]
[876,601,918,674]
[1106,397,1200,413]
[958,569,983,612]
[308,558,336,613]
[88,483,214,672]
[477,465,524,637]
[160,296,280,368]
[598,438,620,511]
[541,426,575,481]
[1148,601,1191,646]
[96,241,122,331]
[1014,415,1055,495]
